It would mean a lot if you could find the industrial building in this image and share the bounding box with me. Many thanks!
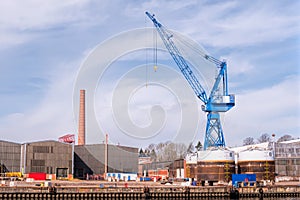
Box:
[139,160,171,179]
[168,159,185,179]
[275,139,300,179]
[0,140,73,179]
[74,144,138,179]
[0,137,299,182]
[73,90,139,179]
[0,140,21,173]
[138,158,185,180]
[21,140,73,179]
[0,139,139,180]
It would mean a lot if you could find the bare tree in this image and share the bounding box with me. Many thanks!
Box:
[243,137,255,146]
[162,143,177,161]
[156,142,167,150]
[277,134,293,142]
[187,142,195,153]
[257,133,271,143]
[148,142,188,161]
[149,149,157,161]
[145,143,156,156]
[146,143,156,151]
[176,143,188,159]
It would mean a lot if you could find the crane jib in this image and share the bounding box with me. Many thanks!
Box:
[146,13,208,104]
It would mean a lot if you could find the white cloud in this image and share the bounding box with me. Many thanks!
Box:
[0,0,89,29]
[0,0,109,49]
[92,64,202,147]
[0,59,81,143]
[225,54,254,77]
[127,0,198,16]
[224,75,300,146]
[178,1,300,48]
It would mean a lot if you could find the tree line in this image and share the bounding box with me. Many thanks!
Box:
[138,134,295,162]
[243,133,294,146]
[139,140,203,162]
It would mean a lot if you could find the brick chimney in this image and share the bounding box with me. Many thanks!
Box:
[78,89,86,145]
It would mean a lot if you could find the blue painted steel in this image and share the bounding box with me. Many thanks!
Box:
[232,174,256,187]
[145,12,235,150]
[145,12,208,104]
[204,112,225,150]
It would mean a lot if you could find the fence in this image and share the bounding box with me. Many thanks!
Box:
[0,191,299,200]
[0,191,227,200]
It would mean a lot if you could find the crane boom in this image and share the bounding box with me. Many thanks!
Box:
[146,12,235,150]
[145,12,207,103]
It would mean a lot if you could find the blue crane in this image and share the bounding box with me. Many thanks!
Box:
[145,12,235,150]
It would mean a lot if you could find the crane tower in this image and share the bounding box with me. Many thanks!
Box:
[146,12,235,150]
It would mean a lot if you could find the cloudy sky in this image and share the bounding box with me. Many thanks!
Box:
[0,0,299,148]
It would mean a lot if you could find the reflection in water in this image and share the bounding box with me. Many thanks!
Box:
[235,198,299,200]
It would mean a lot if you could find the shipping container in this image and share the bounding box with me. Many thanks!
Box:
[28,172,46,180]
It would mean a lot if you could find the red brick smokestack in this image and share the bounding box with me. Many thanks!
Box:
[78,89,86,145]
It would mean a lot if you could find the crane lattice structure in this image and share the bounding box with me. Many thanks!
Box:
[146,12,235,150]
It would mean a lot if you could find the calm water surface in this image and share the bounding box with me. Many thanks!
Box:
[238,198,299,200]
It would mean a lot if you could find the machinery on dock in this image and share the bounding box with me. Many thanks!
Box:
[145,12,235,150]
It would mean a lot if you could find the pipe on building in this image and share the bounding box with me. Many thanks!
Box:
[234,152,238,174]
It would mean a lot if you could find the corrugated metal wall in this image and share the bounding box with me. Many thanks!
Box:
[0,141,21,172]
[25,141,72,175]
[275,141,300,177]
[74,144,138,179]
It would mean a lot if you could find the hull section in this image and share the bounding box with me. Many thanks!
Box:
[238,150,275,181]
[196,161,235,182]
[186,149,235,182]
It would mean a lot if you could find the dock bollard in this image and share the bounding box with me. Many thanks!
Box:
[230,189,239,199]
[259,188,264,199]
[48,185,56,195]
[144,186,151,199]
[184,187,190,200]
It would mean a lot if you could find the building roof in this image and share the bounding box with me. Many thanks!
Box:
[229,142,270,153]
[0,140,21,145]
[279,138,300,144]
[77,143,138,150]
[24,140,72,146]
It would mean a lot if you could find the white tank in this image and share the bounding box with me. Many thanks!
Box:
[238,149,275,181]
[198,149,235,162]
[238,149,274,162]
[185,153,197,164]
[196,149,235,182]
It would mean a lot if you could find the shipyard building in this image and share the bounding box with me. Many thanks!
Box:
[0,140,21,173]
[0,139,139,180]
[0,140,72,179]
[275,139,300,179]
[0,138,299,182]
[74,144,138,179]
[74,90,139,179]
[21,140,73,179]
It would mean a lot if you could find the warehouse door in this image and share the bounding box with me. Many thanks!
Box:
[56,168,68,179]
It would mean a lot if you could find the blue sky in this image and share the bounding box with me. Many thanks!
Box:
[0,0,299,147]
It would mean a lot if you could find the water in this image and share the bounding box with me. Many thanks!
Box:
[239,198,300,200]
